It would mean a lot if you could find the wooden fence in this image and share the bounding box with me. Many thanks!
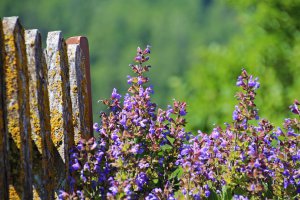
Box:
[0,16,93,199]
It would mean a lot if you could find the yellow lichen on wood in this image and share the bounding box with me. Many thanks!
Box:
[26,29,55,199]
[4,32,22,149]
[50,109,63,147]
[46,31,74,169]
[0,18,9,200]
[67,44,90,143]
[9,185,20,200]
[33,187,39,200]
[1,17,96,199]
[30,112,42,151]
[3,16,33,200]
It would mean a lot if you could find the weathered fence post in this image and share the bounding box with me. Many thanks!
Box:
[25,29,54,199]
[1,16,94,199]
[66,36,93,142]
[0,17,9,200]
[2,16,33,199]
[45,31,74,192]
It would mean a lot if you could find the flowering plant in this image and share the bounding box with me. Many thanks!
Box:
[60,47,299,199]
[60,46,190,199]
[177,70,300,199]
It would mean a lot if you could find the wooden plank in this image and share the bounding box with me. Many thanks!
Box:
[2,16,33,200]
[0,16,9,200]
[25,29,55,199]
[66,36,93,137]
[67,42,93,142]
[45,31,74,192]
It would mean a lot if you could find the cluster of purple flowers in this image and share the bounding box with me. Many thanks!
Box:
[59,47,299,199]
[60,46,190,199]
[177,70,300,199]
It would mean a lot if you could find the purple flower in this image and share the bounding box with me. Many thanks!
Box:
[254,159,261,168]
[181,148,190,156]
[138,76,143,85]
[179,108,186,116]
[109,185,118,196]
[76,190,84,199]
[143,45,151,54]
[233,195,249,200]
[283,169,290,177]
[248,144,256,157]
[131,144,140,154]
[58,190,69,199]
[127,75,133,84]
[149,124,155,134]
[248,76,260,89]
[89,139,97,150]
[167,194,176,200]
[77,142,84,151]
[236,76,243,86]
[145,193,158,200]
[208,171,215,180]
[111,145,121,158]
[153,188,162,193]
[159,157,164,166]
[111,88,121,99]
[124,184,132,195]
[220,139,227,148]
[287,128,298,137]
[120,114,127,126]
[138,147,145,154]
[205,190,210,197]
[93,122,100,131]
[284,178,289,189]
[123,93,133,110]
[211,128,220,139]
[83,162,90,171]
[71,159,81,171]
[213,146,218,153]
[289,100,300,115]
[241,118,248,129]
[144,56,150,61]
[135,172,148,190]
[111,130,119,141]
[139,119,148,127]
[193,194,201,200]
[135,55,142,62]
[232,107,239,121]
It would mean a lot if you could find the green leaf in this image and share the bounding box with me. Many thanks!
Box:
[278,135,285,141]
[166,136,175,145]
[271,139,278,147]
[161,144,173,151]
[208,190,220,200]
[169,166,183,180]
[221,185,232,200]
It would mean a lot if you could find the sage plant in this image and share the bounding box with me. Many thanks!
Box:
[177,70,300,199]
[60,48,300,200]
[60,46,190,199]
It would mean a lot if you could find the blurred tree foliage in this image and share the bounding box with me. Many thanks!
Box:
[181,0,300,132]
[0,0,238,124]
[3,0,298,133]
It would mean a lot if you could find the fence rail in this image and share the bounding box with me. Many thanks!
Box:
[0,16,93,199]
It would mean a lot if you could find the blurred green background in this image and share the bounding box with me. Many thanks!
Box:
[1,0,299,132]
